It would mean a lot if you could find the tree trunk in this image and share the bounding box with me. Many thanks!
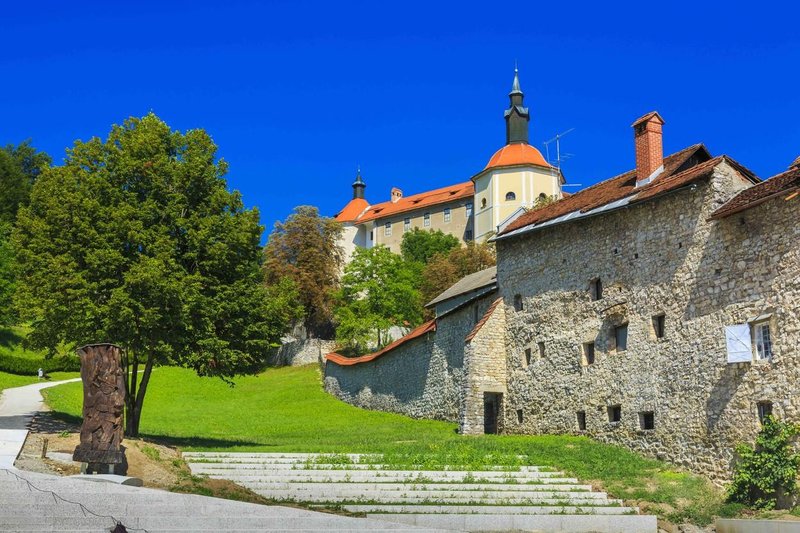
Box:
[124,354,154,438]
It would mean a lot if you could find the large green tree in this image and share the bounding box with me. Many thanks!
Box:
[421,241,496,307]
[263,205,343,338]
[0,223,14,325]
[0,140,51,225]
[13,113,299,436]
[335,246,422,354]
[400,228,460,265]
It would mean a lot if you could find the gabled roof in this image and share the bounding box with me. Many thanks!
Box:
[326,319,436,367]
[465,297,503,343]
[426,266,497,308]
[334,198,370,223]
[711,164,800,219]
[356,181,474,224]
[496,145,758,239]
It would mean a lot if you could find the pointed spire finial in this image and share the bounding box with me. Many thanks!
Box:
[510,64,522,95]
[352,165,366,199]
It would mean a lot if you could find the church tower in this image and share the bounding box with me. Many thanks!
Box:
[504,68,530,145]
[352,167,366,199]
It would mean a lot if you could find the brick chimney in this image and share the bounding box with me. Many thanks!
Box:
[632,111,665,186]
[391,187,403,203]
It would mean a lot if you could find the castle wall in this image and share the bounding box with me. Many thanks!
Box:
[495,161,799,482]
[324,296,495,421]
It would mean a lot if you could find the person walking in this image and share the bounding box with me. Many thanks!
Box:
[38,368,44,381]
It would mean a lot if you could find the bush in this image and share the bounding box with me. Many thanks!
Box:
[728,415,800,510]
[0,353,80,376]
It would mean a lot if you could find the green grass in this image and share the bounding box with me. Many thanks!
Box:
[0,371,78,395]
[0,325,47,359]
[42,364,730,524]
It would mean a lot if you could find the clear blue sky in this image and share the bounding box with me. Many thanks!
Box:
[2,1,798,233]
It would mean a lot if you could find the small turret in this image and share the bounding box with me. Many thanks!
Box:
[352,167,366,200]
[504,67,530,145]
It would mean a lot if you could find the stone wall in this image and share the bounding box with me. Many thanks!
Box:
[495,161,800,482]
[272,338,337,367]
[324,295,496,421]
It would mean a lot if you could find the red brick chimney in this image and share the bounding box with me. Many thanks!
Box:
[632,111,665,186]
[391,187,403,203]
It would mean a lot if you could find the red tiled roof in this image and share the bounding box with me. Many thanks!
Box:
[498,145,758,237]
[711,165,800,219]
[326,319,436,367]
[484,143,552,171]
[357,182,474,223]
[465,297,503,343]
[334,198,369,222]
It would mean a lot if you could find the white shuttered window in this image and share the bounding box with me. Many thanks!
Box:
[725,324,752,363]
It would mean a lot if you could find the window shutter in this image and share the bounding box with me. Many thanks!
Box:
[725,324,752,363]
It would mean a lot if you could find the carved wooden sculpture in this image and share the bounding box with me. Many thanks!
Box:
[72,343,127,474]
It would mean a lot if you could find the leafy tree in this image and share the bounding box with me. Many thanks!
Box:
[728,416,800,510]
[400,228,460,265]
[263,206,343,338]
[0,140,51,224]
[335,246,422,353]
[421,241,496,307]
[13,113,299,436]
[532,193,557,209]
[0,223,15,325]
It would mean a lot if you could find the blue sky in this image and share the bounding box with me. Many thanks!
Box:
[2,1,798,233]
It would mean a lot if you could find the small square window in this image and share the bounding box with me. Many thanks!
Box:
[444,208,451,223]
[652,314,665,339]
[516,409,524,423]
[524,348,532,367]
[757,401,773,424]
[537,341,545,358]
[582,342,595,366]
[384,222,392,236]
[639,411,655,430]
[423,213,431,227]
[753,322,773,361]
[608,405,621,424]
[403,217,410,232]
[465,203,473,217]
[614,324,628,352]
[589,278,603,301]
[576,411,587,431]
[513,294,523,312]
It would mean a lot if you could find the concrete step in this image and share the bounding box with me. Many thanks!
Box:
[196,481,594,492]
[372,513,657,533]
[197,472,582,485]
[246,487,610,500]
[337,504,641,515]
[187,462,566,476]
[250,491,623,506]
[187,461,552,472]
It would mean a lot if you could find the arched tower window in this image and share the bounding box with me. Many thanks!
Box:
[505,192,516,201]
[481,198,487,209]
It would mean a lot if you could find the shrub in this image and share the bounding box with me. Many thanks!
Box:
[728,415,800,510]
[0,353,80,376]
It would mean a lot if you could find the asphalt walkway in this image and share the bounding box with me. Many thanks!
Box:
[0,377,81,468]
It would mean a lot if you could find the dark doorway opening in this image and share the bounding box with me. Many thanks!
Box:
[483,392,502,434]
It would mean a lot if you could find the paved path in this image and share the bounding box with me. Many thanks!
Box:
[0,377,81,468]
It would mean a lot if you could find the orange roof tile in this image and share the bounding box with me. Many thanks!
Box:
[711,165,800,219]
[498,144,741,237]
[465,297,503,343]
[484,143,551,171]
[357,182,474,223]
[326,320,436,367]
[334,198,369,222]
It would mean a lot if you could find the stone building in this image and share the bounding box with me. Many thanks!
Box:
[324,108,800,483]
[333,70,563,261]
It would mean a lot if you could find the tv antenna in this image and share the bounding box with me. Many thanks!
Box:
[543,128,575,172]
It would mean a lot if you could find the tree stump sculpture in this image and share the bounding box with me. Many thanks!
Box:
[72,343,127,475]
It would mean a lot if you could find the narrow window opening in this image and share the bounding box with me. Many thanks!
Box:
[614,324,628,352]
[576,411,587,431]
[403,217,410,232]
[753,322,773,361]
[589,278,603,301]
[481,198,487,209]
[582,342,595,366]
[537,341,545,358]
[505,191,516,201]
[473,304,480,324]
[513,294,523,312]
[608,405,621,424]
[384,222,392,236]
[516,409,524,423]
[757,401,773,424]
[465,202,473,217]
[423,212,431,227]
[652,314,666,339]
[465,229,473,241]
[524,348,532,367]
[444,208,451,223]
[634,253,639,259]
[369,230,373,241]
[639,411,655,430]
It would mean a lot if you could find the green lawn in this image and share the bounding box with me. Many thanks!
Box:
[0,371,79,396]
[42,364,737,524]
[0,325,48,359]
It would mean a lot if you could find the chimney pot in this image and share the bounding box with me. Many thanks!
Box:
[632,112,665,186]
[391,187,403,203]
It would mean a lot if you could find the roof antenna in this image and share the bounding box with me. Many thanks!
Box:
[544,128,581,187]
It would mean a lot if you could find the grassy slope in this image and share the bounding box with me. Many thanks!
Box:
[0,371,78,395]
[0,325,48,359]
[42,365,737,524]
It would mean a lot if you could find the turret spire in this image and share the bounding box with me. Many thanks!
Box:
[504,66,530,145]
[352,166,366,200]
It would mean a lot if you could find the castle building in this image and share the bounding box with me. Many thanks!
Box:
[333,70,563,260]
[324,108,800,483]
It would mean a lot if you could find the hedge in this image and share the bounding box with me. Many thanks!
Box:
[0,354,81,376]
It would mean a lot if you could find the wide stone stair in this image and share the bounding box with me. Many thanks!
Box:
[185,452,657,532]
[0,468,446,532]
